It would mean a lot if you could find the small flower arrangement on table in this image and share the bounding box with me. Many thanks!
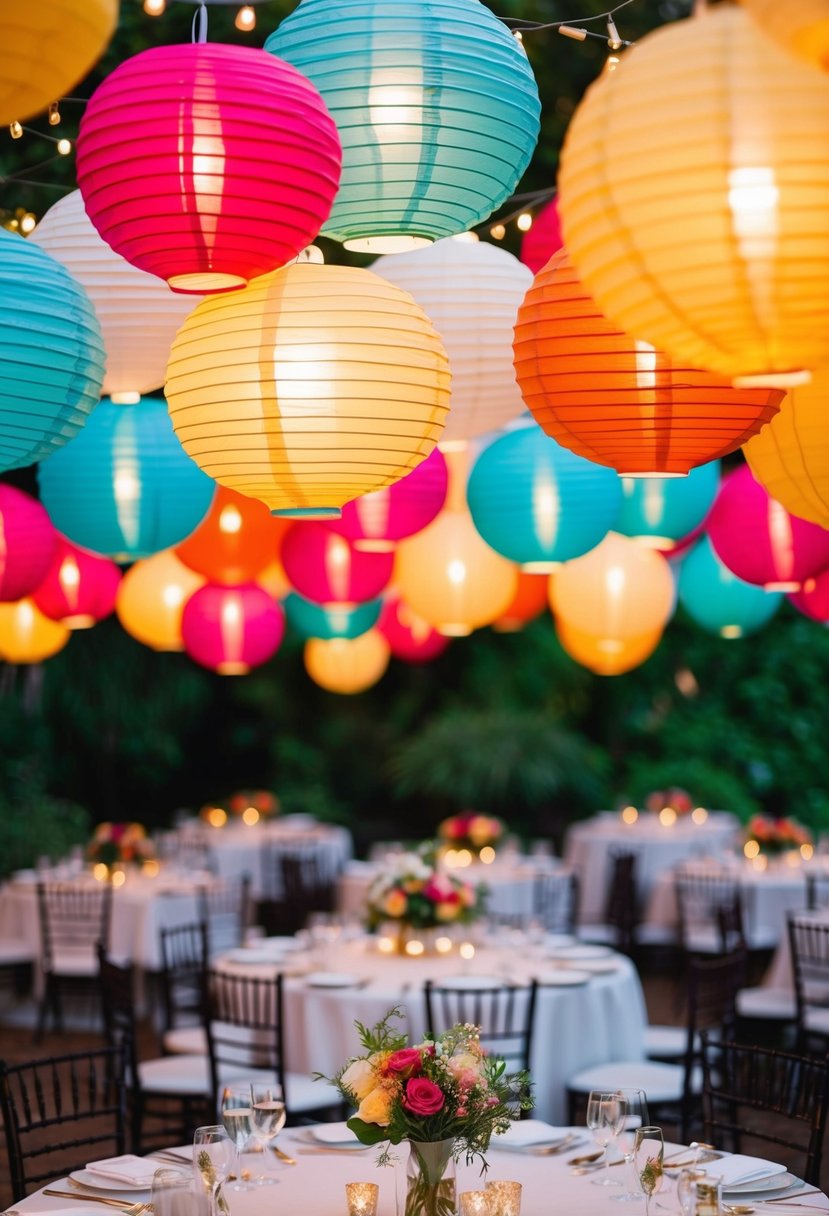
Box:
[199,788,280,828]
[644,787,694,815]
[745,814,813,857]
[366,849,481,952]
[437,812,505,860]
[87,822,154,869]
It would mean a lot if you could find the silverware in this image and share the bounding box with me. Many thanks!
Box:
[43,1190,151,1215]
[271,1144,296,1165]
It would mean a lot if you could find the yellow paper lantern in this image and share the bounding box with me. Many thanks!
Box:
[743,373,829,527]
[558,5,829,385]
[0,1,118,126]
[304,630,390,694]
[556,620,663,676]
[165,262,451,519]
[116,550,206,652]
[741,0,829,71]
[0,599,70,663]
[550,532,675,641]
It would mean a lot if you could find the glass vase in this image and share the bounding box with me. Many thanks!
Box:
[405,1139,457,1216]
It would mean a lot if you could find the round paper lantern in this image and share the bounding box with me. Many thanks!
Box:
[558,5,829,384]
[550,532,675,641]
[678,535,783,639]
[181,582,285,675]
[176,487,287,585]
[256,559,291,602]
[116,550,206,652]
[616,462,720,550]
[38,396,216,562]
[326,447,448,552]
[0,0,117,127]
[377,594,450,662]
[166,262,450,516]
[284,591,382,640]
[513,250,784,476]
[33,538,121,630]
[31,190,203,401]
[0,230,105,472]
[0,486,56,603]
[520,195,562,274]
[706,464,829,592]
[77,43,342,293]
[743,373,829,528]
[265,0,540,252]
[491,571,549,633]
[281,523,394,605]
[789,570,829,622]
[0,599,70,664]
[556,620,662,676]
[374,240,532,443]
[741,0,829,71]
[467,422,622,569]
[304,630,390,693]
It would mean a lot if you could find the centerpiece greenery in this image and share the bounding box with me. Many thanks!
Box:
[366,848,481,949]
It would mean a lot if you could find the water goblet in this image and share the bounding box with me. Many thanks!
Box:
[193,1125,234,1216]
[220,1082,256,1192]
[249,1080,287,1185]
[586,1090,625,1187]
[609,1087,649,1203]
[633,1126,665,1216]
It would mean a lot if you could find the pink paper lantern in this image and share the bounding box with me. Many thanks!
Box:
[76,43,342,294]
[519,195,562,274]
[0,485,56,603]
[281,522,394,605]
[181,582,285,675]
[707,464,829,592]
[789,571,829,622]
[33,537,121,629]
[378,595,450,663]
[326,448,449,552]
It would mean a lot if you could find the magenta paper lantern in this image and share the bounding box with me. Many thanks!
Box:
[519,195,563,274]
[32,537,121,629]
[707,464,829,592]
[0,486,56,603]
[789,571,829,622]
[378,595,450,663]
[181,582,285,675]
[281,522,394,605]
[76,43,342,294]
[326,448,448,552]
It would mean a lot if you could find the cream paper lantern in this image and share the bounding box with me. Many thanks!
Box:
[304,630,390,693]
[116,549,206,652]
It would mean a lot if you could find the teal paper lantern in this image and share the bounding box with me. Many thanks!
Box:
[467,423,623,569]
[0,229,105,472]
[284,591,383,640]
[38,397,216,562]
[265,0,541,252]
[678,535,783,639]
[617,461,720,549]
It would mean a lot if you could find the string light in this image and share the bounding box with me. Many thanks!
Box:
[9,122,21,139]
[48,103,61,126]
[516,212,533,231]
[235,4,255,29]
[490,223,506,240]
[56,137,72,156]
[559,26,588,40]
[144,0,166,11]
[606,16,623,47]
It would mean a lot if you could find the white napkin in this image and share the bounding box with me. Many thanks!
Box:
[709,1155,787,1186]
[86,1154,160,1186]
[494,1119,573,1148]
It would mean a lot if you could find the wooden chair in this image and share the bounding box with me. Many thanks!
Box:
[158,921,209,1056]
[806,872,829,911]
[35,879,113,1040]
[532,870,579,935]
[700,1031,829,1186]
[578,850,640,955]
[198,874,251,956]
[787,912,829,1053]
[257,844,336,937]
[423,979,538,1079]
[0,1046,127,1202]
[675,864,776,956]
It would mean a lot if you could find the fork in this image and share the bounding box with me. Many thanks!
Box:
[43,1190,152,1215]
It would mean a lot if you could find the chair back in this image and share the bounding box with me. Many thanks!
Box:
[159,921,209,1037]
[787,912,829,1050]
[603,850,639,954]
[423,979,538,1075]
[532,870,579,935]
[198,875,251,956]
[36,880,113,973]
[715,895,746,953]
[806,872,829,911]
[675,865,740,954]
[0,1045,126,1202]
[96,944,141,1085]
[206,969,286,1108]
[258,844,335,936]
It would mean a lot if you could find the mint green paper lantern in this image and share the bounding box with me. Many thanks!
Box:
[678,535,782,639]
[265,0,541,252]
[617,461,720,548]
[284,591,383,640]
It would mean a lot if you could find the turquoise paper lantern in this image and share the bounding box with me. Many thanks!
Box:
[467,423,623,569]
[0,229,105,472]
[284,591,383,640]
[265,0,540,251]
[678,535,783,639]
[38,397,216,562]
[617,461,720,549]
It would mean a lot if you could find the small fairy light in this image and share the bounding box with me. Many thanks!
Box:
[801,843,815,860]
[516,212,533,232]
[48,103,61,127]
[19,213,36,234]
[57,138,72,156]
[235,4,256,30]
[606,54,621,71]
[143,858,161,877]
[744,839,760,860]
[242,805,260,826]
[606,16,623,49]
[206,806,227,828]
[435,935,453,954]
[459,941,476,960]
[659,806,677,827]
[691,807,709,825]
[455,848,473,868]
[377,934,396,954]
[621,805,638,824]
[111,869,127,888]
[93,863,109,882]
[143,0,166,13]
[9,122,22,140]
[489,223,506,240]
[513,29,524,44]
[405,938,425,956]
[479,845,496,864]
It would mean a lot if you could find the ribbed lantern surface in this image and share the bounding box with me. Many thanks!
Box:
[116,549,206,653]
[181,582,285,674]
[33,537,121,629]
[678,535,782,639]
[0,486,56,603]
[741,0,829,71]
[743,374,829,529]
[284,592,382,641]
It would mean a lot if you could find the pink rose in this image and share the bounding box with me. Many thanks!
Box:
[385,1048,423,1080]
[403,1077,445,1116]
[424,876,458,903]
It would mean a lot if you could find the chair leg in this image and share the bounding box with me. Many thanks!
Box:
[131,1090,145,1154]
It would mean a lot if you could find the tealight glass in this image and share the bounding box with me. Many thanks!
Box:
[459,1190,491,1216]
[486,1179,522,1216]
[345,1181,379,1216]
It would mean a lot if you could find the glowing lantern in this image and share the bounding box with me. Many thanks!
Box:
[256,560,291,601]
[166,262,450,516]
[326,447,448,552]
[377,595,450,662]
[33,538,121,629]
[706,465,829,592]
[37,397,216,562]
[31,190,202,400]
[789,570,829,622]
[77,43,342,293]
[281,523,394,605]
[0,0,117,126]
[181,583,285,675]
[741,0,829,71]
[284,592,382,640]
[176,487,288,585]
[616,462,720,550]
[0,486,56,603]
[556,620,662,676]
[678,535,782,639]
[513,250,783,476]
[557,5,829,384]
[116,550,206,652]
[466,422,622,569]
[374,240,532,443]
[743,374,829,528]
[0,599,70,663]
[265,0,540,252]
[520,195,562,274]
[550,532,675,641]
[304,630,390,693]
[0,229,105,472]
[492,572,549,633]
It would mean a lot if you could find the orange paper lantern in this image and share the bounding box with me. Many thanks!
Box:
[116,550,206,652]
[176,488,288,585]
[550,532,675,641]
[0,599,70,663]
[556,620,662,675]
[741,0,829,72]
[742,372,829,528]
[492,572,550,633]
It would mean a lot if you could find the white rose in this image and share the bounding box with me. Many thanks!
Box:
[341,1057,375,1101]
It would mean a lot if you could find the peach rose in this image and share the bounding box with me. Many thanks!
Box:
[357,1086,394,1126]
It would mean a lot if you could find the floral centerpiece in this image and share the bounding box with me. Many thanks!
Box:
[366,849,481,951]
[86,822,154,869]
[199,788,280,827]
[644,787,694,815]
[745,814,813,856]
[437,812,505,858]
[329,1009,531,1216]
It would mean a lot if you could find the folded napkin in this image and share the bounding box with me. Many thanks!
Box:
[709,1155,788,1187]
[494,1120,573,1149]
[86,1154,160,1186]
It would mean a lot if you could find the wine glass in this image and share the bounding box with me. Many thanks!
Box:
[585,1090,625,1187]
[193,1125,234,1216]
[610,1087,649,1203]
[249,1080,287,1186]
[220,1082,255,1192]
[633,1126,665,1216]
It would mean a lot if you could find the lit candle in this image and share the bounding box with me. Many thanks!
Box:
[691,807,708,825]
[345,1183,379,1216]
[621,805,638,825]
[459,941,476,961]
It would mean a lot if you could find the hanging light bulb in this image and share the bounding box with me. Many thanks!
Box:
[56,138,72,156]
[143,0,165,13]
[48,102,61,126]
[516,212,533,232]
[235,4,256,30]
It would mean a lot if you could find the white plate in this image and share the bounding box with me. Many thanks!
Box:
[225,948,284,964]
[536,970,592,986]
[69,1169,152,1193]
[546,944,612,961]
[435,975,506,990]
[305,972,362,988]
[544,934,577,949]
[565,959,621,975]
[724,1172,799,1197]
[309,1122,363,1147]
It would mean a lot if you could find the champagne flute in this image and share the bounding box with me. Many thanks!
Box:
[220,1082,255,1192]
[193,1125,234,1216]
[249,1080,287,1186]
[633,1126,665,1216]
[610,1087,649,1203]
[586,1090,624,1186]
